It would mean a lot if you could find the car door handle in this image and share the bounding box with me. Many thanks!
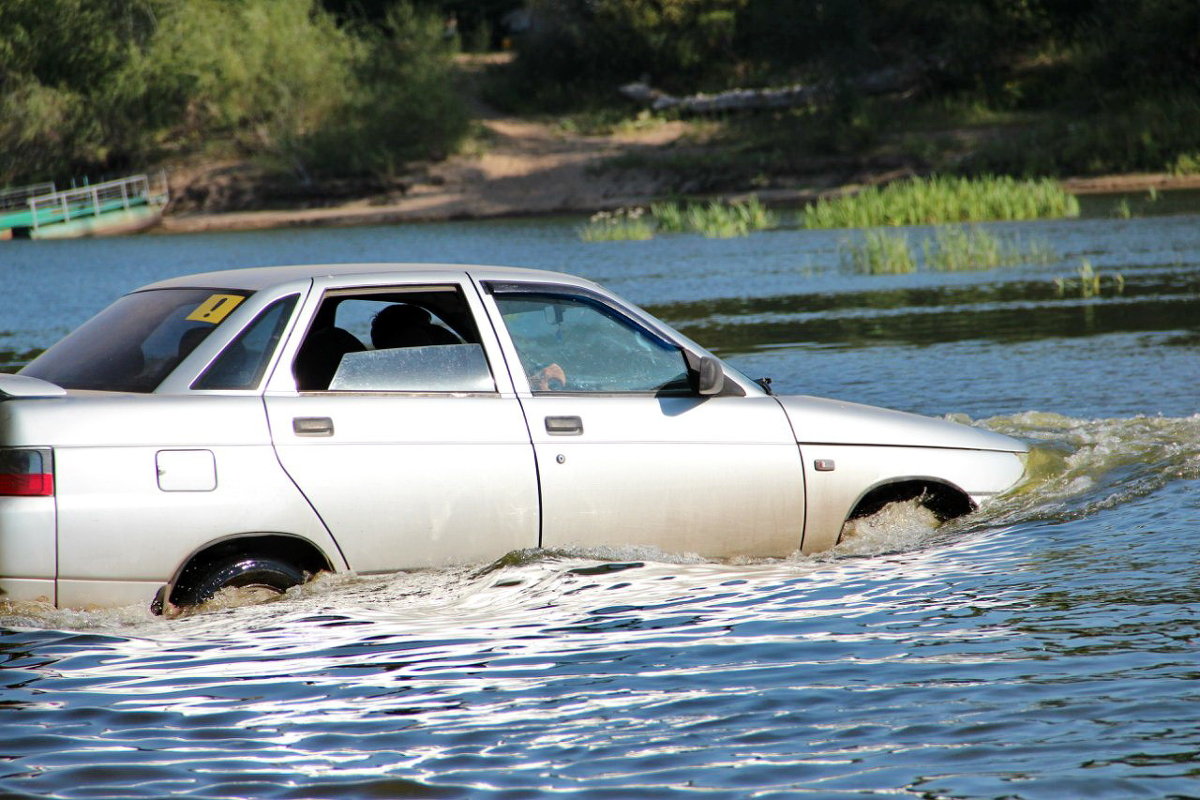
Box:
[545,415,583,435]
[293,416,334,437]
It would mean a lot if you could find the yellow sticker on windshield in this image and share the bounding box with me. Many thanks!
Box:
[186,294,244,324]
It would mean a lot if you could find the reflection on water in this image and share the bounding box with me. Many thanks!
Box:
[664,269,1199,352]
[2,205,1200,798]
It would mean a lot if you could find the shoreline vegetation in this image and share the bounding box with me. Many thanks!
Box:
[578,176,1080,242]
[5,1,1200,236]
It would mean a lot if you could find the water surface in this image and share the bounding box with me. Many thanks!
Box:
[1,204,1198,798]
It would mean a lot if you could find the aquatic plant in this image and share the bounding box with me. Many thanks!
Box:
[923,226,1058,271]
[840,229,916,274]
[802,176,1080,229]
[650,195,777,238]
[1054,259,1125,298]
[577,207,654,242]
[842,225,1057,274]
[1109,187,1165,220]
[649,200,688,233]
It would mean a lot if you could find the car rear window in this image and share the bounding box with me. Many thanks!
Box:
[21,288,252,392]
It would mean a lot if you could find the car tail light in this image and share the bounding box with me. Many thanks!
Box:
[0,448,54,496]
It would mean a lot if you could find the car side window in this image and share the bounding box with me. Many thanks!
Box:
[292,286,495,393]
[192,295,298,390]
[493,292,689,393]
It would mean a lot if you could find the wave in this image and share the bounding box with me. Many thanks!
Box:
[971,411,1200,523]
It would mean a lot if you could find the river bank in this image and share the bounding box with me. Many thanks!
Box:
[155,110,1200,236]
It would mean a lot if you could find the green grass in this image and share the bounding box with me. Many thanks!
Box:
[803,175,1080,230]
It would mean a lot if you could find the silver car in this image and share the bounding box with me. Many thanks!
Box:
[0,263,1027,613]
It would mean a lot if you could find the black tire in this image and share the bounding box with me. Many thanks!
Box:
[177,555,307,607]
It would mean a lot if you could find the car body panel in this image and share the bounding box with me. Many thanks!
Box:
[779,395,1025,452]
[778,396,1027,552]
[4,395,344,606]
[797,444,1027,553]
[265,393,539,570]
[0,496,56,600]
[520,395,806,557]
[258,270,540,570]
[0,373,67,399]
[0,577,57,605]
[54,441,340,580]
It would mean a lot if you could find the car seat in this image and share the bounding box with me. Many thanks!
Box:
[294,327,366,390]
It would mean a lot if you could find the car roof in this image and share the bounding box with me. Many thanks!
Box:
[139,263,590,292]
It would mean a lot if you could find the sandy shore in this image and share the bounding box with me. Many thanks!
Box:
[160,115,695,234]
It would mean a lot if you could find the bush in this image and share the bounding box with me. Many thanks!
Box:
[121,0,357,169]
[0,0,468,185]
[502,0,744,110]
[0,82,93,180]
[967,95,1200,177]
[0,0,160,181]
[298,3,469,178]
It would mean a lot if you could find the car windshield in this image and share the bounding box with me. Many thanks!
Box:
[22,288,252,392]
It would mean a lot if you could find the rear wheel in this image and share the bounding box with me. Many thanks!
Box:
[175,555,307,607]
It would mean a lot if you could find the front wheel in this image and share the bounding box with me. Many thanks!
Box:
[175,555,307,608]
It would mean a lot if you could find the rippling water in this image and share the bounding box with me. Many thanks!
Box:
[1,202,1198,798]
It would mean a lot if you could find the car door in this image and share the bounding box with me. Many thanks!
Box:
[262,274,539,572]
[481,282,806,559]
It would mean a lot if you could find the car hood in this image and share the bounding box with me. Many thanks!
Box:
[777,395,1027,453]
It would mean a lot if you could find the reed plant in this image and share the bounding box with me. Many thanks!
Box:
[803,176,1080,230]
[578,207,654,242]
[651,196,777,238]
[1054,259,1125,298]
[650,200,689,233]
[841,230,917,274]
[842,225,1057,274]
[923,226,1058,271]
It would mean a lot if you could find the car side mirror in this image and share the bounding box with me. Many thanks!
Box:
[684,351,725,396]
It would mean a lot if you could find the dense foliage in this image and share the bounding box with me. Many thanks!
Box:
[499,0,1200,175]
[0,0,467,185]
[1,0,1198,186]
[504,0,1199,102]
